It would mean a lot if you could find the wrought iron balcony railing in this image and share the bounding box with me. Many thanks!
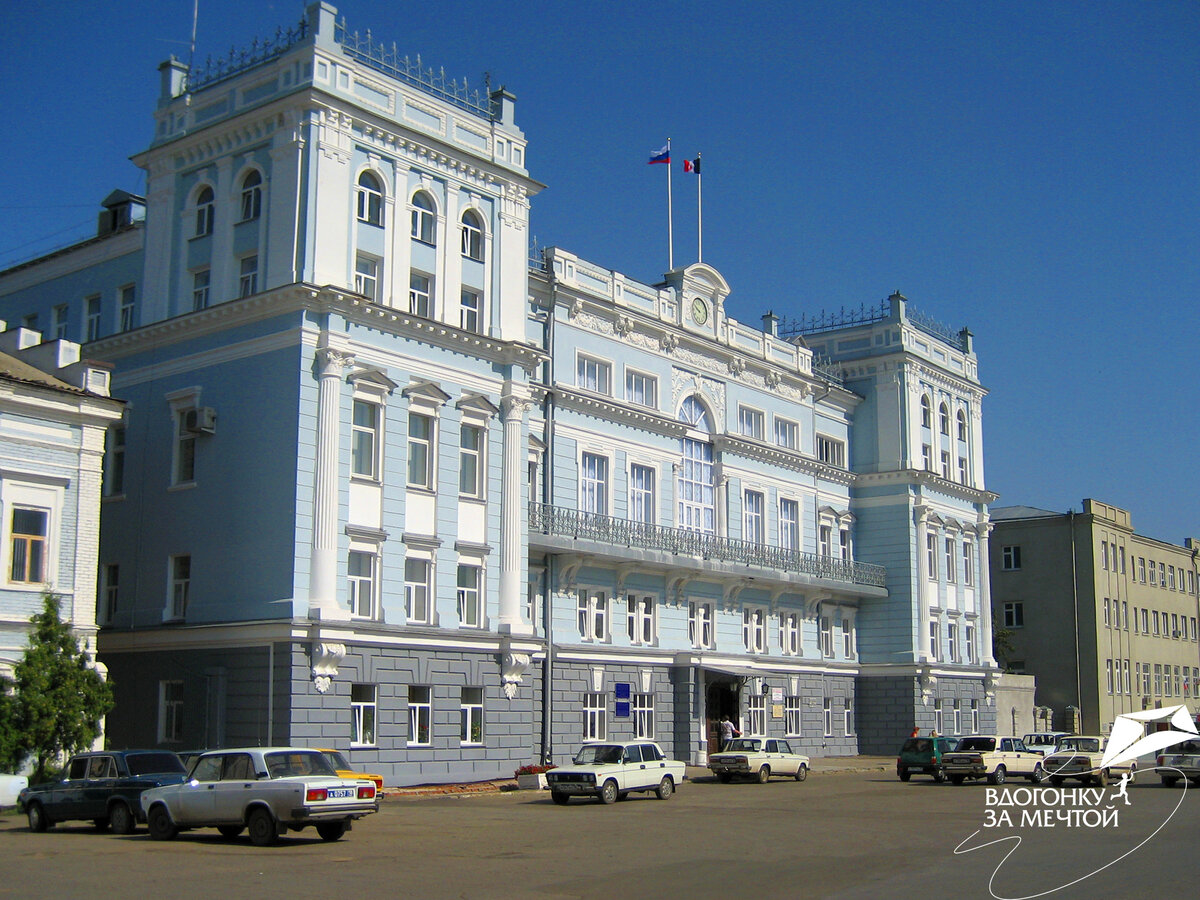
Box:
[529,502,887,589]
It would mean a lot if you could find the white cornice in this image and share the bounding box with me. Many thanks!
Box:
[714,434,855,486]
[857,469,998,505]
[553,385,686,437]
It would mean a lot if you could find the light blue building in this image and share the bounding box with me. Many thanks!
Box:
[0,3,997,781]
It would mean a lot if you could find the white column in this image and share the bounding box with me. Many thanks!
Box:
[915,505,931,661]
[976,521,997,666]
[308,347,353,619]
[498,385,531,633]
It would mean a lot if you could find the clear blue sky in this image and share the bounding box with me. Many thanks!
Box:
[1,1,1197,543]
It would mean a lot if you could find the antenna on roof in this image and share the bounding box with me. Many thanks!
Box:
[188,0,199,76]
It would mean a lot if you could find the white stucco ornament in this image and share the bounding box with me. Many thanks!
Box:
[501,652,532,699]
[311,642,347,694]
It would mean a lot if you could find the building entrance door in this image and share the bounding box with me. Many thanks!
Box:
[706,678,740,759]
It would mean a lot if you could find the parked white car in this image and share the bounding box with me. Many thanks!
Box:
[140,747,379,845]
[1042,735,1136,787]
[1022,731,1070,757]
[708,738,811,783]
[942,735,1048,785]
[544,741,686,804]
[1156,739,1200,787]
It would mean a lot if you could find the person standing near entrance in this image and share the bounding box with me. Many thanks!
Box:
[719,715,740,751]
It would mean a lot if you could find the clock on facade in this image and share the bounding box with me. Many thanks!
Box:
[691,297,709,325]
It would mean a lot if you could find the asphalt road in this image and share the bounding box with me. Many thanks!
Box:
[3,772,1197,900]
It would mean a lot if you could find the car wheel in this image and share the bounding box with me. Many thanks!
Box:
[147,805,177,841]
[1050,775,1064,787]
[109,802,135,835]
[550,791,570,805]
[217,825,245,839]
[655,777,674,800]
[1030,763,1047,784]
[598,780,618,805]
[1160,776,1178,787]
[247,808,278,846]
[987,766,1006,786]
[756,766,770,784]
[716,772,732,784]
[316,821,347,842]
[1094,768,1109,788]
[932,768,947,784]
[795,764,808,783]
[898,769,911,782]
[26,803,49,833]
[950,775,965,785]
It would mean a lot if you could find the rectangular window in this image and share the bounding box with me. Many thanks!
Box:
[934,699,944,735]
[629,463,655,524]
[779,499,799,551]
[85,295,102,341]
[580,453,608,515]
[1142,664,1151,696]
[1153,611,1160,635]
[238,257,258,298]
[351,684,377,746]
[820,616,833,657]
[953,702,962,735]
[352,400,381,479]
[169,554,191,619]
[747,694,766,736]
[1103,598,1111,627]
[576,355,611,394]
[158,681,184,743]
[945,538,955,583]
[743,490,765,543]
[408,271,432,317]
[940,451,951,479]
[929,621,940,661]
[1172,613,1180,638]
[408,686,432,746]
[948,623,959,661]
[192,269,211,311]
[965,624,975,664]
[1124,660,1131,695]
[405,557,432,624]
[347,550,376,618]
[815,435,845,467]
[459,424,484,497]
[633,693,654,739]
[1003,602,1024,628]
[407,412,434,488]
[411,199,435,243]
[460,687,484,745]
[689,600,713,649]
[51,304,69,339]
[240,177,262,220]
[624,370,657,408]
[738,406,764,440]
[840,528,850,561]
[843,618,854,657]
[774,417,798,450]
[1141,608,1149,633]
[784,696,802,736]
[459,288,481,332]
[102,563,119,623]
[457,564,483,628]
[844,698,855,736]
[174,411,196,485]
[1122,601,1128,630]
[780,613,800,655]
[119,285,137,331]
[963,541,974,586]
[1101,542,1109,570]
[103,425,126,496]
[577,589,609,642]
[354,255,379,300]
[922,444,932,470]
[1154,664,1162,695]
[584,692,607,741]
[820,524,833,558]
[927,534,938,579]
[626,594,656,645]
[1002,545,1021,570]
[823,698,832,736]
[971,700,980,733]
[743,607,767,653]
[1139,557,1146,583]
[958,457,968,484]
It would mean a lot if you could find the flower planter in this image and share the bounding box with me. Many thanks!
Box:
[516,773,548,791]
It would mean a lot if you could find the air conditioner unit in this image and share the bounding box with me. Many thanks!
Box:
[183,406,217,435]
[1173,630,1181,638]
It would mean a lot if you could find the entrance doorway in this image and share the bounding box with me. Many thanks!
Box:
[706,678,740,759]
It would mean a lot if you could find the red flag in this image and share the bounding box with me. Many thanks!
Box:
[683,157,701,174]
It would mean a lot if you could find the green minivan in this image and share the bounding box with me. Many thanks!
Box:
[896,736,959,782]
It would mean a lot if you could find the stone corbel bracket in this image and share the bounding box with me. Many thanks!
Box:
[311,642,346,694]
[919,668,937,706]
[983,669,998,707]
[500,650,532,700]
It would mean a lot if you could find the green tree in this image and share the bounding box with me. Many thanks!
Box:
[13,592,114,782]
[0,673,22,772]
[993,626,1017,671]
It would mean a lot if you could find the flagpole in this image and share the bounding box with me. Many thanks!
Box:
[696,152,703,264]
[667,138,674,271]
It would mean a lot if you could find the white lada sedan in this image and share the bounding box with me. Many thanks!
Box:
[140,747,379,846]
[544,741,686,804]
[708,738,811,783]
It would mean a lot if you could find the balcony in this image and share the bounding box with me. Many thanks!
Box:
[529,502,887,590]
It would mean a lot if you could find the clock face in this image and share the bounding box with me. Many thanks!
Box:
[691,297,709,325]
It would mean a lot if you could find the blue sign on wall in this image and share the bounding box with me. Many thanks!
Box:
[615,682,631,700]
[615,701,630,718]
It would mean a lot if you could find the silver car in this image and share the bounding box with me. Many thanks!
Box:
[140,747,379,845]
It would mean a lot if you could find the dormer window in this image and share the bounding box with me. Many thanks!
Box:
[461,210,483,260]
[194,186,214,237]
[239,170,262,221]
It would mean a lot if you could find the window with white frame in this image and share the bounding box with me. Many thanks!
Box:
[820,524,833,557]
[940,451,951,479]
[85,295,102,341]
[926,534,938,579]
[743,490,765,543]
[238,256,258,298]
[626,594,656,645]
[939,402,950,435]
[965,624,975,664]
[738,406,764,440]
[461,209,484,260]
[953,701,962,735]
[823,698,832,736]
[351,683,376,745]
[934,699,944,734]
[820,615,833,657]
[948,623,959,661]
[922,443,932,471]
[577,589,609,642]
[103,425,125,497]
[51,304,68,340]
[173,409,197,486]
[352,399,381,479]
[747,694,766,736]
[239,170,262,221]
[774,417,798,450]
[839,527,850,560]
[576,355,611,394]
[119,284,137,330]
[842,617,854,657]
[192,269,211,311]
[743,607,767,653]
[920,395,932,428]
[407,411,434,488]
[411,192,435,243]
[194,185,215,236]
[169,554,191,619]
[580,453,608,515]
[347,549,377,618]
[584,692,607,741]
[408,685,432,746]
[970,699,980,733]
[963,541,974,586]
[459,288,481,332]
[1002,545,1021,570]
[780,612,800,655]
[355,255,380,300]
[677,399,715,534]
[457,563,483,628]
[459,423,484,497]
[844,697,855,735]
[689,600,714,649]
[957,409,968,441]
[816,435,846,467]
[460,687,484,745]
[633,692,654,739]
[945,537,956,582]
[929,621,940,660]
[1003,602,1024,628]
[958,457,968,484]
[779,498,799,551]
[102,563,119,623]
[405,557,433,624]
[625,369,657,408]
[629,463,655,524]
[408,271,432,317]
[356,171,383,225]
[785,695,802,735]
[158,680,184,743]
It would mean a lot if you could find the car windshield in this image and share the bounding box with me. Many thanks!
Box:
[322,750,350,770]
[574,745,624,765]
[724,739,761,752]
[1059,738,1101,753]
[125,752,187,776]
[956,737,996,752]
[264,751,338,778]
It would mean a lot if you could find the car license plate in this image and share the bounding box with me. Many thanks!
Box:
[327,788,355,799]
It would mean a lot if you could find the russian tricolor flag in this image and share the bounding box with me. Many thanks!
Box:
[648,145,670,165]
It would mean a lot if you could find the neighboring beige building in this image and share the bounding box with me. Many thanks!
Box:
[989,500,1200,735]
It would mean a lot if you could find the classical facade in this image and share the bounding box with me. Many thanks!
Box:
[0,3,998,781]
[990,501,1200,735]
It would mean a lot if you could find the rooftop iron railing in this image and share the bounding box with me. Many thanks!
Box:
[778,298,969,353]
[187,19,310,93]
[529,502,887,589]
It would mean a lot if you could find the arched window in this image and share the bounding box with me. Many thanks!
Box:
[240,170,262,221]
[194,186,214,237]
[357,172,383,226]
[677,396,714,534]
[956,409,968,442]
[939,402,950,435]
[411,192,435,244]
[920,395,932,429]
[460,209,483,260]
